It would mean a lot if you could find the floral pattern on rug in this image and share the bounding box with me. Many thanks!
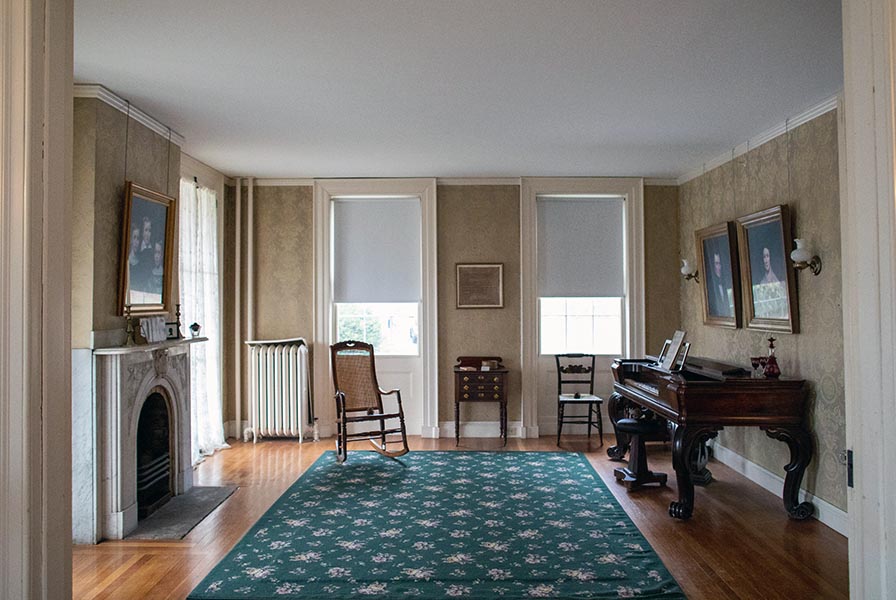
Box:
[189,451,684,599]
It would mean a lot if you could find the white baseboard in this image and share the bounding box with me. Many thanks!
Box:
[439,420,523,439]
[521,425,540,439]
[421,425,440,439]
[538,417,607,437]
[710,442,848,537]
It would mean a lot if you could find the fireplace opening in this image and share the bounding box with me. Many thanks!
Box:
[136,392,172,519]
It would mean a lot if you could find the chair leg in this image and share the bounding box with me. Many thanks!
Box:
[336,420,347,463]
[596,405,604,446]
[587,403,593,439]
[557,403,565,446]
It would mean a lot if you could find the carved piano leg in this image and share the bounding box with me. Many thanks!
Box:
[606,392,631,461]
[669,425,720,520]
[667,422,713,485]
[764,426,815,520]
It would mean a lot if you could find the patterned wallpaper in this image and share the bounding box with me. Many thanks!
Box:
[219,184,314,422]
[436,185,522,423]
[643,186,681,355]
[72,97,182,337]
[253,186,314,341]
[678,110,845,510]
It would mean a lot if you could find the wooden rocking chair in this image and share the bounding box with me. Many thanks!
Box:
[330,340,410,463]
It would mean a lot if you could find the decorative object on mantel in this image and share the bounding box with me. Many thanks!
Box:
[680,259,700,283]
[175,303,184,337]
[763,337,781,379]
[139,316,168,344]
[790,238,822,275]
[124,303,137,346]
[695,222,742,329]
[118,181,177,317]
[736,205,799,333]
[189,322,201,338]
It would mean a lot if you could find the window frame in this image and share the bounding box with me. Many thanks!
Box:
[537,296,625,357]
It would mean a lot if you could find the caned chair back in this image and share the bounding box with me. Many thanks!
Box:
[555,353,597,395]
[331,340,384,412]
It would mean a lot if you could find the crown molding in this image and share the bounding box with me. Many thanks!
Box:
[643,178,679,187]
[436,177,521,186]
[677,94,840,186]
[250,178,314,186]
[181,153,236,188]
[73,83,186,147]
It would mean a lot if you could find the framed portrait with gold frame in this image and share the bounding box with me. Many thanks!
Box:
[736,205,799,333]
[695,221,741,329]
[118,181,176,316]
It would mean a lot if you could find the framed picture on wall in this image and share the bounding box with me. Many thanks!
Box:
[456,263,504,308]
[118,181,176,316]
[695,222,742,329]
[736,205,799,333]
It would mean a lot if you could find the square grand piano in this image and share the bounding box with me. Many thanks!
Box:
[607,356,814,521]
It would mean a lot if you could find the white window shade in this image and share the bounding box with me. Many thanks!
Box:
[333,197,422,303]
[537,196,625,297]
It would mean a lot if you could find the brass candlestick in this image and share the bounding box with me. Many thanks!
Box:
[175,303,184,339]
[124,304,136,346]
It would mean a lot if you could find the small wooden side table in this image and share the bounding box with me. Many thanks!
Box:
[454,356,508,446]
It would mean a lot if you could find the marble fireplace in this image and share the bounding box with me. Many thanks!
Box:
[72,339,202,543]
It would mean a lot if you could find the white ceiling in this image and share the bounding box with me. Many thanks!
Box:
[74,1,843,179]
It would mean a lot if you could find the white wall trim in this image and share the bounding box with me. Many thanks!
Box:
[234,179,243,433]
[254,177,314,187]
[677,95,839,185]
[841,0,896,596]
[520,177,645,441]
[710,443,848,537]
[2,0,73,595]
[73,83,186,147]
[439,420,524,439]
[312,179,439,438]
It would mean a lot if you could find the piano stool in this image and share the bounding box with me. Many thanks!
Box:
[613,417,668,491]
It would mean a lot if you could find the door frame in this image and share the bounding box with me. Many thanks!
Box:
[520,177,645,438]
[0,0,73,596]
[841,0,896,596]
[313,178,439,438]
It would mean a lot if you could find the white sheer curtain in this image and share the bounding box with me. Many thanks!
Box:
[179,179,228,464]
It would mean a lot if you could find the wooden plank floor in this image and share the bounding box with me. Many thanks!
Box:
[73,436,848,599]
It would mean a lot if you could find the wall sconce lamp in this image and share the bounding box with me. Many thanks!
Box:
[790,239,822,276]
[680,259,700,283]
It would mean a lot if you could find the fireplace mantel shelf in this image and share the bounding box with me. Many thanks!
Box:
[93,337,208,356]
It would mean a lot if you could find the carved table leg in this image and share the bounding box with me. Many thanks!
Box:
[669,425,720,520]
[606,392,632,461]
[764,426,815,520]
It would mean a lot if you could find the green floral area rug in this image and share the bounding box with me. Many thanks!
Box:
[189,451,684,599]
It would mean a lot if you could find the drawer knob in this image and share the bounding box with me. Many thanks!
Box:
[494,385,500,391]
[493,376,499,382]
[463,385,469,391]
[462,376,469,382]
[494,393,500,399]
[463,393,469,399]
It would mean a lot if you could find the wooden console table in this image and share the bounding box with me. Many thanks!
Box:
[454,356,508,446]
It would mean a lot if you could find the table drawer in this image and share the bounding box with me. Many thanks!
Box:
[460,391,504,401]
[459,373,504,385]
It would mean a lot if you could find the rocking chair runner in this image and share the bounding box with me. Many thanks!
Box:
[330,340,410,462]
